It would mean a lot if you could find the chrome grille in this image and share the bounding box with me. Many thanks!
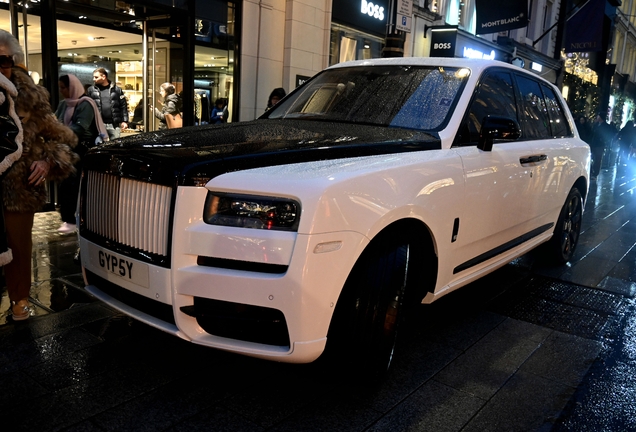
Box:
[85,172,173,256]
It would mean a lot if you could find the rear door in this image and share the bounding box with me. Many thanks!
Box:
[513,74,577,228]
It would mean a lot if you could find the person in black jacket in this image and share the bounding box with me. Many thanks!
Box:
[590,114,616,178]
[616,120,636,165]
[577,116,593,144]
[86,67,128,140]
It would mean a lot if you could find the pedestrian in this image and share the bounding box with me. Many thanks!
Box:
[211,98,227,124]
[0,65,23,267]
[590,114,615,179]
[0,29,78,321]
[616,120,636,165]
[130,97,144,130]
[577,116,593,144]
[151,82,181,130]
[86,67,128,140]
[266,87,286,111]
[54,74,108,233]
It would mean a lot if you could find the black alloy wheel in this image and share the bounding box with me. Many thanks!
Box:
[325,232,410,379]
[546,187,583,264]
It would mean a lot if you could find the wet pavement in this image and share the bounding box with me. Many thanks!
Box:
[2,162,636,431]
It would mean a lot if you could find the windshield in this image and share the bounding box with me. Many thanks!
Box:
[266,65,470,131]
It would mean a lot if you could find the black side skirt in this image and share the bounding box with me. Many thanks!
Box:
[453,223,554,274]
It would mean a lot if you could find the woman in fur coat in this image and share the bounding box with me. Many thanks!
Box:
[0,29,78,320]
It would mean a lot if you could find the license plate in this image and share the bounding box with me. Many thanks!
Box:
[87,244,150,288]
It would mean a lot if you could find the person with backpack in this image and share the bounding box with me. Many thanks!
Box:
[150,82,181,130]
[55,74,108,233]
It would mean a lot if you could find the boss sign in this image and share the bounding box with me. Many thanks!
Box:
[361,0,385,20]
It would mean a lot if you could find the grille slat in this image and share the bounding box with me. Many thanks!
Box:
[107,173,119,238]
[85,171,172,256]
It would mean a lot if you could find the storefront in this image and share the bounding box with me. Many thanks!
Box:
[329,0,388,66]
[496,37,563,85]
[1,0,237,129]
[424,26,564,86]
[427,26,512,63]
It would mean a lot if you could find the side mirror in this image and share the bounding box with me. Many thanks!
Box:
[477,116,521,151]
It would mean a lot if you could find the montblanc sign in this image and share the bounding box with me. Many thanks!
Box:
[480,15,524,30]
[475,0,528,35]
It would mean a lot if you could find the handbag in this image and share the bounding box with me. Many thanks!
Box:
[0,113,20,159]
[166,113,183,129]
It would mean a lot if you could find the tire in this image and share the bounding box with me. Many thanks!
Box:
[325,234,410,379]
[545,187,583,264]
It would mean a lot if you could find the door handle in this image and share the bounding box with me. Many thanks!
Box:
[520,154,547,164]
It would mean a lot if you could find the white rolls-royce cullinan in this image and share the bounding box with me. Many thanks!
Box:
[79,58,590,376]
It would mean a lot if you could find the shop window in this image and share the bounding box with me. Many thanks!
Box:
[340,37,358,63]
[329,24,383,66]
[446,0,475,32]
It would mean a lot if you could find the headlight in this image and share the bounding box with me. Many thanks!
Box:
[203,192,300,231]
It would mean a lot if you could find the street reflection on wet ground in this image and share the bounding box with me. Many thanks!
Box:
[2,162,636,430]
[0,211,93,325]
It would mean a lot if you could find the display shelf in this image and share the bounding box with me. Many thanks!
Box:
[116,61,143,119]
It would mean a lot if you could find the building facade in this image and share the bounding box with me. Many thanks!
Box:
[611,0,636,126]
[5,0,626,125]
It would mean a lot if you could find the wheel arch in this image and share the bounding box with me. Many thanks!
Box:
[322,217,439,373]
[372,218,439,303]
[336,217,439,315]
[572,176,588,207]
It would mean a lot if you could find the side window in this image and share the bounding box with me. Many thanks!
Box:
[515,75,550,140]
[455,71,517,146]
[541,84,572,137]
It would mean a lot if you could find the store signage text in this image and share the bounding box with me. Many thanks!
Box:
[296,74,311,88]
[332,0,387,37]
[434,43,452,50]
[480,15,523,30]
[361,0,385,21]
[568,42,600,51]
[430,29,457,58]
[463,47,496,60]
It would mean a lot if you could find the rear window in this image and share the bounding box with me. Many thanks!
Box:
[541,84,572,137]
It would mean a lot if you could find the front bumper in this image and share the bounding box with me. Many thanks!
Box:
[81,226,368,363]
